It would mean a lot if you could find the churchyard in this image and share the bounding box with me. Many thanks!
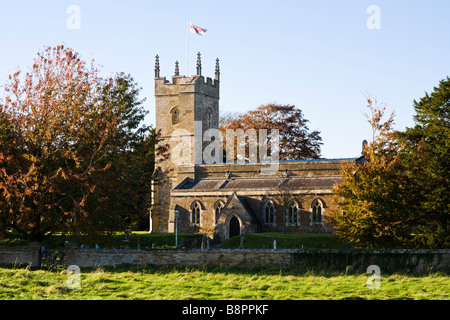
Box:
[0,232,448,300]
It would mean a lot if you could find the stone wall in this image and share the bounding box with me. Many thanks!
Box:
[0,243,41,267]
[62,248,450,273]
[1,245,449,273]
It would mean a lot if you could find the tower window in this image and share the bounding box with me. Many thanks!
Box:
[172,108,179,125]
[207,109,212,129]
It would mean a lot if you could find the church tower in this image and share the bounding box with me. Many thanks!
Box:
[150,53,220,233]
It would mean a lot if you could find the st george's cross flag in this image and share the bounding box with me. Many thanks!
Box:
[190,22,207,36]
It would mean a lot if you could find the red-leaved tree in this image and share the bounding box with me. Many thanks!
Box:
[220,103,322,161]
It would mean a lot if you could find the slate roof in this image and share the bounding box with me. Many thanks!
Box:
[173,176,342,191]
[222,178,281,190]
[281,176,342,189]
[174,179,224,190]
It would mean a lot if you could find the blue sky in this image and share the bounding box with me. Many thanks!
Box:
[1,0,449,158]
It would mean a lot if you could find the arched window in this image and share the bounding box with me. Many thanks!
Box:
[214,200,225,222]
[191,201,201,225]
[206,109,212,129]
[171,107,179,125]
[264,201,275,225]
[286,200,299,225]
[311,199,324,225]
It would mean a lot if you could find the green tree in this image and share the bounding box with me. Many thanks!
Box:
[330,81,450,248]
[90,126,169,233]
[399,77,450,247]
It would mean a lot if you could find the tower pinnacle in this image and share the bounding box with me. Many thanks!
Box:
[196,52,202,76]
[175,61,180,76]
[215,58,220,81]
[155,55,160,78]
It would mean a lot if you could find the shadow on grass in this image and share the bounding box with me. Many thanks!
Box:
[74,263,449,278]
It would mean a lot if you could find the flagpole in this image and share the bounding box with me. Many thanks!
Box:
[186,18,190,76]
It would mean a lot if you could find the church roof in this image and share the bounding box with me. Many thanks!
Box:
[174,179,224,190]
[173,176,342,192]
[279,176,342,189]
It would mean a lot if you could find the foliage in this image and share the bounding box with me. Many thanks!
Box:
[328,100,414,248]
[0,45,164,242]
[329,83,450,248]
[87,126,168,234]
[219,103,322,161]
[399,77,450,248]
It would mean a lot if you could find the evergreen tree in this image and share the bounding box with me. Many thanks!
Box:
[400,77,450,247]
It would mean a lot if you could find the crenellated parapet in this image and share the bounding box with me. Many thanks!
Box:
[154,53,219,99]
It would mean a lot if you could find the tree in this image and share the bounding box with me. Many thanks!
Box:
[328,99,419,248]
[220,103,322,161]
[399,77,450,247]
[79,73,169,234]
[329,87,450,249]
[0,45,157,242]
[90,126,169,232]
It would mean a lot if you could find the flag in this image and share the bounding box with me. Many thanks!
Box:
[190,22,207,36]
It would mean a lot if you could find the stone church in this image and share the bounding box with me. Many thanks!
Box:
[150,53,359,242]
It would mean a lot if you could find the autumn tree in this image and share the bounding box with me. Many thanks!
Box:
[328,100,418,248]
[0,45,161,242]
[329,89,449,249]
[220,103,322,161]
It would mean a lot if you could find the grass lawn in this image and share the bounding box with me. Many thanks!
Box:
[220,232,350,249]
[0,264,448,300]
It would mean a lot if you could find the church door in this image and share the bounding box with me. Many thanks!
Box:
[229,216,240,238]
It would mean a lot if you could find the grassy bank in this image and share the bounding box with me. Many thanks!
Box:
[1,232,347,250]
[0,264,448,300]
[0,232,202,250]
[219,232,350,249]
